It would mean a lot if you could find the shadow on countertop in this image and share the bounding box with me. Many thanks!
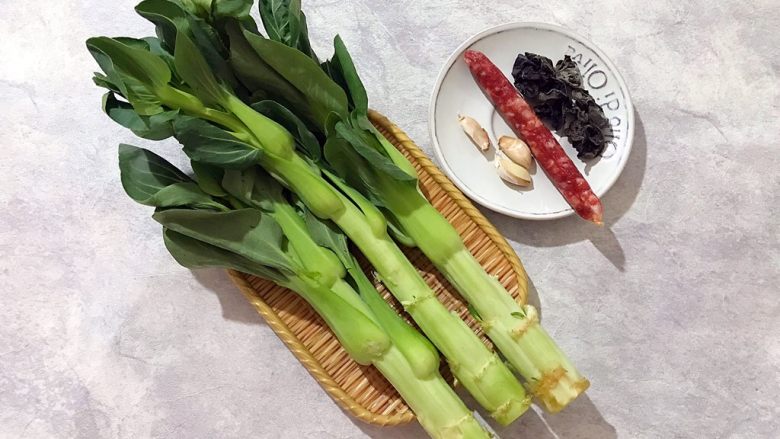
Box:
[495,393,616,439]
[352,391,615,439]
[487,110,648,272]
[192,268,265,325]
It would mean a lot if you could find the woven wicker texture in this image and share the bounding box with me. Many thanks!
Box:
[227,110,529,426]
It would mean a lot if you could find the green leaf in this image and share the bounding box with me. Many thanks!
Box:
[174,0,212,18]
[383,209,417,248]
[213,0,253,18]
[163,228,290,285]
[86,37,171,115]
[119,144,188,201]
[467,303,483,322]
[153,208,295,271]
[302,206,352,268]
[135,0,191,50]
[86,37,171,90]
[191,161,227,196]
[221,168,255,206]
[103,92,178,140]
[136,1,241,90]
[151,182,229,210]
[118,144,226,210]
[174,116,262,168]
[258,0,299,47]
[334,122,416,183]
[251,100,321,161]
[173,32,226,107]
[257,0,317,61]
[224,20,312,122]
[295,11,318,62]
[143,37,178,78]
[113,37,151,50]
[322,136,378,204]
[187,16,242,89]
[510,311,526,319]
[330,35,368,116]
[240,28,348,128]
[92,72,122,93]
[222,166,281,212]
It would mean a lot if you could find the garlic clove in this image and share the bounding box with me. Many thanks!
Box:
[496,154,532,187]
[498,136,533,169]
[458,114,491,152]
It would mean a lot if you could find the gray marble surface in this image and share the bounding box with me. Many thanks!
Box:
[1,0,778,438]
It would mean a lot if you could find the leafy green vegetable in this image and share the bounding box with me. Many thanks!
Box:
[118,144,481,433]
[86,37,171,115]
[330,35,368,116]
[224,19,308,115]
[87,2,539,432]
[136,0,241,90]
[251,100,320,161]
[334,122,415,183]
[118,144,226,211]
[221,166,278,212]
[213,0,253,18]
[191,161,227,196]
[174,116,262,168]
[135,0,189,51]
[257,0,317,61]
[173,31,226,108]
[258,0,301,46]
[153,208,294,270]
[238,27,348,127]
[103,92,178,140]
[163,228,289,284]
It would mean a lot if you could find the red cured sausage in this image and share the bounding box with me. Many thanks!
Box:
[464,50,603,224]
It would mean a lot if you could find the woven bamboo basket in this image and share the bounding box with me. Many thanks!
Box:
[227,110,529,426]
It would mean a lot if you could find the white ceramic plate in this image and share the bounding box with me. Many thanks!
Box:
[429,23,634,220]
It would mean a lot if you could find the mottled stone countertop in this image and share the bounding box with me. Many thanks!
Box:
[1,0,778,438]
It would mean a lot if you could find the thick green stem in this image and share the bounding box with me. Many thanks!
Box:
[329,279,380,326]
[271,202,345,287]
[382,184,589,411]
[157,86,247,133]
[225,94,295,158]
[261,153,529,423]
[335,199,530,424]
[288,277,390,365]
[260,154,345,219]
[348,264,438,379]
[248,132,531,418]
[347,263,488,437]
[374,346,490,439]
[292,275,490,438]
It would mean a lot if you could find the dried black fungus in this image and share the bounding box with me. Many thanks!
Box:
[512,53,611,160]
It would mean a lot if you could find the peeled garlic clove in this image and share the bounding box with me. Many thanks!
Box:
[496,154,531,187]
[498,136,533,169]
[458,114,491,152]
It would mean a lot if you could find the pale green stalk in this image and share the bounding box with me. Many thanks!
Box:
[261,152,531,424]
[272,199,490,438]
[377,171,590,412]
